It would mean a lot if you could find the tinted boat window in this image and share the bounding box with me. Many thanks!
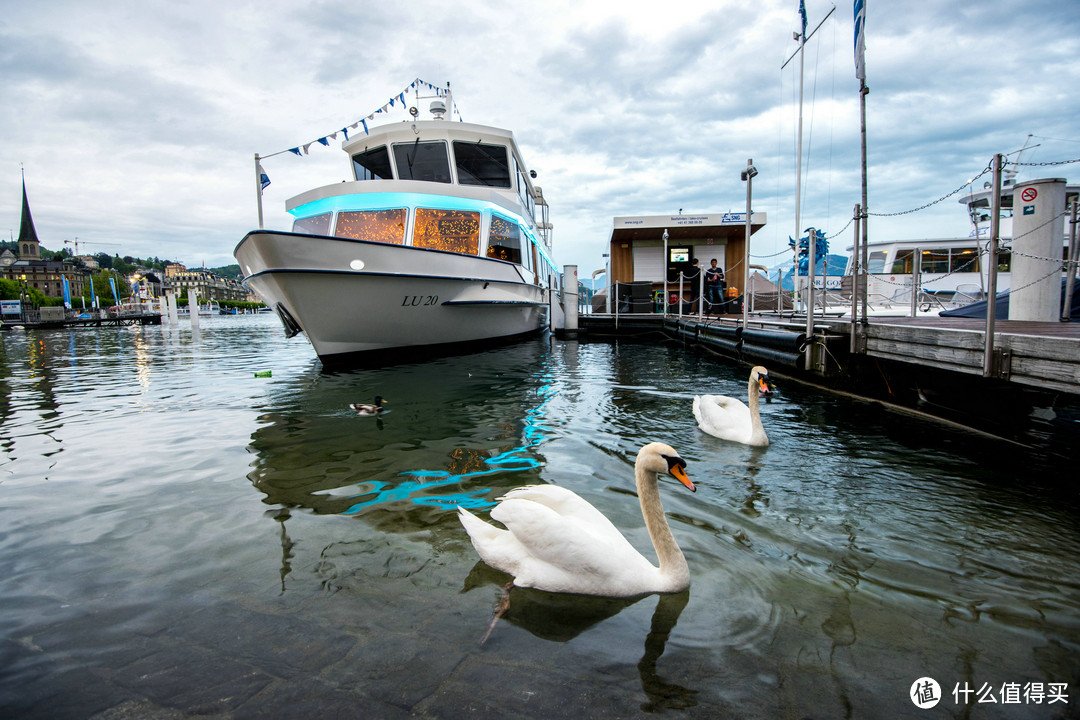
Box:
[413,208,480,255]
[292,213,332,236]
[453,141,511,187]
[393,141,452,183]
[950,247,979,273]
[867,251,886,273]
[488,215,522,263]
[335,209,407,244]
[352,146,393,181]
[921,249,949,274]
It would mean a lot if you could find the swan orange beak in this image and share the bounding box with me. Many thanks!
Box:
[670,463,695,493]
[758,377,772,396]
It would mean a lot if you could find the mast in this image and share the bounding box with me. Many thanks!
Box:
[856,0,869,323]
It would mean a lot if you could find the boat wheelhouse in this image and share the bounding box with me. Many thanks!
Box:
[235,88,559,365]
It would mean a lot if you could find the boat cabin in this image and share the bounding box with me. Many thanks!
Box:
[283,120,557,288]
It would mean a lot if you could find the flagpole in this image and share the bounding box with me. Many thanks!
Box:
[856,0,870,324]
[255,153,264,229]
[795,25,805,313]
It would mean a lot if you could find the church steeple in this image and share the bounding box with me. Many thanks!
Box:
[17,170,40,260]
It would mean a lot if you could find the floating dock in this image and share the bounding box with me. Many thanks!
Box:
[576,310,1080,448]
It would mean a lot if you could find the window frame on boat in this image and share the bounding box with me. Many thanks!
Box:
[291,212,333,236]
[487,213,524,264]
[392,140,453,184]
[352,146,394,181]
[412,207,481,255]
[452,141,512,188]
[334,208,408,245]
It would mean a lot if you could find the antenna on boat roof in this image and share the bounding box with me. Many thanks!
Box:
[1003,134,1040,186]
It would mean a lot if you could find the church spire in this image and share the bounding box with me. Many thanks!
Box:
[17,169,40,259]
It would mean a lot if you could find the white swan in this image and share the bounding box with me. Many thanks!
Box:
[693,365,772,447]
[457,442,695,597]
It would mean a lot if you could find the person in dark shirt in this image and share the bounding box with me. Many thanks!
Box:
[704,258,725,314]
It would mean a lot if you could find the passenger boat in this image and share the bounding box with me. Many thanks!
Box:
[234,85,558,365]
[842,178,1077,314]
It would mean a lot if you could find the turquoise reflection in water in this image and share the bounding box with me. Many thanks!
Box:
[341,382,556,514]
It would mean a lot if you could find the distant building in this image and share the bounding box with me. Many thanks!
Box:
[1,177,91,301]
[169,267,247,302]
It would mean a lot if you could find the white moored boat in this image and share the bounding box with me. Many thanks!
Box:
[234,83,559,365]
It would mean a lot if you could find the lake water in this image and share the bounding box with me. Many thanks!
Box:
[0,314,1077,719]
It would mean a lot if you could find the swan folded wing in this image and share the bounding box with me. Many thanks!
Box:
[490,498,656,594]
[497,485,615,530]
[696,393,749,431]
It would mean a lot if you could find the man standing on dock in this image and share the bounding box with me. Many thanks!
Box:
[705,258,725,314]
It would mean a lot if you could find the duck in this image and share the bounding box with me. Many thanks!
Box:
[350,396,387,416]
[457,442,696,597]
[693,366,772,447]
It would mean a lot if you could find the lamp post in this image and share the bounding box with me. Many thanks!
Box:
[740,159,758,327]
[18,274,27,323]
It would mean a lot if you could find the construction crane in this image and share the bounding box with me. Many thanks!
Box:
[64,237,120,256]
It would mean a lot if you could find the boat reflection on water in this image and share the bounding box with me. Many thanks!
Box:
[245,340,556,524]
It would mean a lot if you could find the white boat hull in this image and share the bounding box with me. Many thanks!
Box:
[235,231,547,363]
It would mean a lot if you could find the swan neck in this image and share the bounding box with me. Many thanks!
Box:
[636,464,689,588]
[747,378,766,438]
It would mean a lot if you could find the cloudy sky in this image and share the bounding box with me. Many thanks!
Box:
[3,0,1079,276]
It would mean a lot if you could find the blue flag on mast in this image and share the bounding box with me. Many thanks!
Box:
[62,275,71,310]
[854,0,866,80]
[89,274,98,310]
[799,0,807,38]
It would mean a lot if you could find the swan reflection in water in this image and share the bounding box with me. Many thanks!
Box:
[462,563,698,711]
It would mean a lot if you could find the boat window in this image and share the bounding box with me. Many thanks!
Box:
[949,247,979,273]
[890,250,915,274]
[920,249,949,274]
[413,208,480,255]
[453,142,512,187]
[352,146,393,181]
[334,208,407,244]
[292,213,332,236]
[516,168,535,221]
[867,251,887,273]
[393,140,452,183]
[487,215,522,263]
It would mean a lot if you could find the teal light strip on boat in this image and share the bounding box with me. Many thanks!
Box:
[292,191,557,270]
[291,192,514,219]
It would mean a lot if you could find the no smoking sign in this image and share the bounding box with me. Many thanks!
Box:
[1021,187,1038,202]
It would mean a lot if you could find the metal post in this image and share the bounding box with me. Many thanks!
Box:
[742,158,757,327]
[983,154,1003,377]
[859,80,869,326]
[697,266,704,321]
[850,204,861,353]
[254,154,265,230]
[1063,199,1078,322]
[910,247,920,317]
[662,229,669,317]
[804,226,816,370]
[678,275,684,318]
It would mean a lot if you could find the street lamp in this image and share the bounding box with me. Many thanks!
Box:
[740,159,758,326]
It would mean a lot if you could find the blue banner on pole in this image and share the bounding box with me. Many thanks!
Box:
[854,0,866,80]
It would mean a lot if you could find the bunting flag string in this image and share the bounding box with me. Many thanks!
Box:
[259,78,462,162]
